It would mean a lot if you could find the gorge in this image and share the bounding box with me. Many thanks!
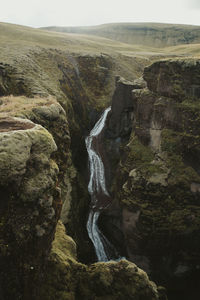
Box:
[0,21,200,300]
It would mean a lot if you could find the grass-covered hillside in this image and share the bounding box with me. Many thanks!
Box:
[41,22,200,47]
[1,22,200,66]
[0,21,200,114]
[0,21,200,117]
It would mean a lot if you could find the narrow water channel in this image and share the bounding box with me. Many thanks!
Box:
[85,107,117,261]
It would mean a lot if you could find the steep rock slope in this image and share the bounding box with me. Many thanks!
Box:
[103,58,200,299]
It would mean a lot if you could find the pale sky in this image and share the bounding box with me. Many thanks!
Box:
[0,0,200,28]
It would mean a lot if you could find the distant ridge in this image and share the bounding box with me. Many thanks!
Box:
[41,22,200,47]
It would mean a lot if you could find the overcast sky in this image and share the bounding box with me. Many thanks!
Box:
[1,0,200,28]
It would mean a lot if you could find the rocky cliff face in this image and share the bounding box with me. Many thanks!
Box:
[0,116,60,299]
[103,58,200,299]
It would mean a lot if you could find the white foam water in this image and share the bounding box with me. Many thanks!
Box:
[85,107,113,261]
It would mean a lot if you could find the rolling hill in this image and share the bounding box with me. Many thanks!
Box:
[41,22,200,47]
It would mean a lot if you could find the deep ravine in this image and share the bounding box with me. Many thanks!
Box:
[85,107,118,261]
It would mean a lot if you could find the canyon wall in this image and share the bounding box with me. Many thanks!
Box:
[103,58,200,300]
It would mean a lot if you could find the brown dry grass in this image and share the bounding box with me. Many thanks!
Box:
[0,95,56,118]
[1,21,200,62]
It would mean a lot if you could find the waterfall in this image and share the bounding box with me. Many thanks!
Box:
[85,107,117,262]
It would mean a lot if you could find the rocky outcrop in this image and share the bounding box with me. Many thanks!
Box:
[103,58,200,299]
[108,76,146,138]
[40,221,166,300]
[105,76,146,187]
[23,101,74,225]
[0,117,60,299]
[108,76,137,138]
[0,95,73,224]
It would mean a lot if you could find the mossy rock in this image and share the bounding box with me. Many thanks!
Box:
[40,222,166,300]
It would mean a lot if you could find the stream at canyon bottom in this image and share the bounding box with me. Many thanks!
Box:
[85,107,118,261]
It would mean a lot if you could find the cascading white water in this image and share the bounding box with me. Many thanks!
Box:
[85,107,111,199]
[87,210,111,261]
[85,107,115,261]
